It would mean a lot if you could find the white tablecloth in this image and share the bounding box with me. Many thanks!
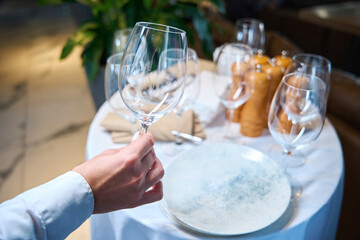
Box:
[86,71,344,240]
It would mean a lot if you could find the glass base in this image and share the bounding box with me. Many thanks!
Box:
[175,138,184,145]
[268,144,306,168]
[222,121,246,144]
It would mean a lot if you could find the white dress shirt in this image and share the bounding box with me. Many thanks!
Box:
[0,171,94,239]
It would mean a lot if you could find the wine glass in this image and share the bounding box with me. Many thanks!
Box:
[268,73,327,198]
[174,48,201,144]
[285,54,331,101]
[233,18,265,53]
[282,54,331,167]
[119,22,187,135]
[104,52,137,129]
[212,43,253,140]
[112,28,132,54]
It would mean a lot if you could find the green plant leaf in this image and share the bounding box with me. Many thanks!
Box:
[124,0,142,27]
[77,0,101,8]
[60,21,98,59]
[177,0,198,4]
[118,0,130,9]
[60,39,76,59]
[143,0,153,10]
[207,0,226,13]
[77,21,99,32]
[153,0,169,12]
[37,0,75,4]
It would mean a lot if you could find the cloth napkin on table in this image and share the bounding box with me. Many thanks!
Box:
[100,110,206,143]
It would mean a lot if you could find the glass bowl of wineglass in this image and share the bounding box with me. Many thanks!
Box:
[233,18,265,53]
[286,54,331,101]
[119,22,187,135]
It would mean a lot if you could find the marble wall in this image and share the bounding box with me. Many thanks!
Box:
[0,2,95,239]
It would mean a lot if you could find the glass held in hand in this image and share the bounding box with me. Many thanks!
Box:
[119,22,187,135]
[104,53,137,130]
[268,72,327,199]
[212,43,253,140]
[233,18,265,53]
[174,48,201,145]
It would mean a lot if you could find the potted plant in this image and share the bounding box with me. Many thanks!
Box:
[37,0,226,109]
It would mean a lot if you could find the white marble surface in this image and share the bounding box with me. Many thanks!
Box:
[0,2,94,239]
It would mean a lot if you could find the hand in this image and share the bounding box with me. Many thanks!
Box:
[73,132,164,214]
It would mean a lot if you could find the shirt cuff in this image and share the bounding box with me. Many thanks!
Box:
[18,171,94,240]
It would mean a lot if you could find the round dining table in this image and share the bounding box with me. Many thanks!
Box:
[86,60,344,240]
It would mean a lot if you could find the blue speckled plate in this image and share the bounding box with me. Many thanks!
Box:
[161,143,291,236]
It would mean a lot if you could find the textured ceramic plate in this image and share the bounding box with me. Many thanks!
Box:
[161,143,291,236]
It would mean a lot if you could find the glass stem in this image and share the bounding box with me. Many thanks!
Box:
[282,149,291,173]
[140,123,149,135]
[224,108,234,138]
[282,149,302,200]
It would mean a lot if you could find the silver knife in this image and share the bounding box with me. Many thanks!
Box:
[171,130,204,144]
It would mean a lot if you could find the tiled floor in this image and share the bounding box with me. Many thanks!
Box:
[0,1,95,239]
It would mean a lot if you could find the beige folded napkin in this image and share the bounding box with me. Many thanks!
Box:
[101,110,206,143]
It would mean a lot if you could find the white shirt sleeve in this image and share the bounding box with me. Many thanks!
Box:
[0,171,94,240]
